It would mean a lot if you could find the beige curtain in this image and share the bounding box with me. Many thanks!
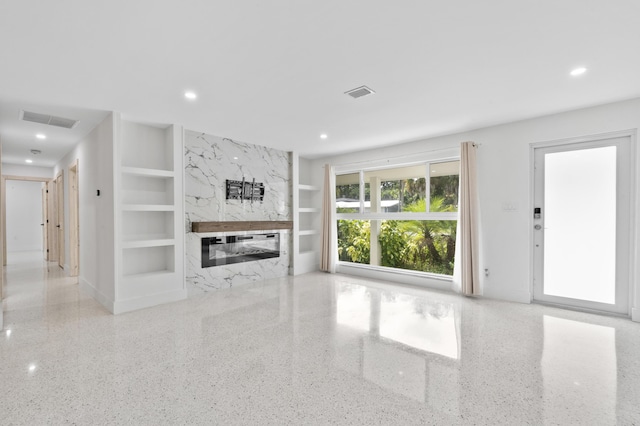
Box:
[454,142,480,295]
[320,164,336,272]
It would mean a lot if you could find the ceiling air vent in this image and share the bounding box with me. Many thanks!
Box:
[344,85,375,99]
[20,110,80,129]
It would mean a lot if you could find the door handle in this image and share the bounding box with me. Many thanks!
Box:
[40,223,44,226]
[56,225,61,228]
[534,224,542,230]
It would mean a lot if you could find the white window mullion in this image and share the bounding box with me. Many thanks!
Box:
[359,170,365,213]
[336,212,457,221]
[425,162,431,213]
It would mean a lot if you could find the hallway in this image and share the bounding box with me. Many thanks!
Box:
[2,251,94,319]
[1,255,640,424]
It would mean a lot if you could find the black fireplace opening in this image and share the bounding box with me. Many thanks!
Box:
[201,233,280,268]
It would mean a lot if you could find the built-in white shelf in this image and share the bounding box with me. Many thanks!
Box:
[298,184,320,191]
[121,166,174,178]
[122,232,173,242]
[122,239,175,249]
[115,118,185,313]
[121,269,175,280]
[292,153,321,276]
[122,204,175,212]
[298,207,320,213]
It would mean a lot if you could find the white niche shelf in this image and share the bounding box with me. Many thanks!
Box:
[114,115,185,314]
[292,153,321,275]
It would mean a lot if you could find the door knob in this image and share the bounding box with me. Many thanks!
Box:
[534,224,542,230]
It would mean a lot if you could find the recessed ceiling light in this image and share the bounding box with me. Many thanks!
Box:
[233,157,238,160]
[25,159,33,163]
[184,91,197,100]
[570,67,587,76]
[320,134,328,139]
[36,133,46,140]
[28,364,37,373]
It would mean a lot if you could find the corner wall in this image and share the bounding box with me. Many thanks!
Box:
[53,113,115,311]
[312,97,640,318]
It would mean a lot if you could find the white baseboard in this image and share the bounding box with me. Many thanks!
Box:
[79,277,115,313]
[632,308,640,323]
[483,289,532,304]
[113,289,188,315]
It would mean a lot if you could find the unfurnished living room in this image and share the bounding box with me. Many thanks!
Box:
[1,1,640,425]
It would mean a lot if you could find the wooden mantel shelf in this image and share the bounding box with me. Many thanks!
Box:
[191,221,293,233]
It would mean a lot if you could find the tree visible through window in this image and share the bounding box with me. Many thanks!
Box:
[336,161,459,275]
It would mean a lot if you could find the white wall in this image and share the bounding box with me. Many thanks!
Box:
[311,97,640,321]
[2,163,53,179]
[1,138,3,330]
[5,180,43,252]
[53,113,115,310]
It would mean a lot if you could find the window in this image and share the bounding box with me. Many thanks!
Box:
[336,161,459,276]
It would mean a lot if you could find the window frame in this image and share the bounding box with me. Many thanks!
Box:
[334,150,461,277]
[335,158,459,221]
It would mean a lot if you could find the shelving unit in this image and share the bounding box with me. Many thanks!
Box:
[114,115,185,314]
[292,153,321,275]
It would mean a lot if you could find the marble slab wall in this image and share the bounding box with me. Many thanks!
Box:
[185,130,292,295]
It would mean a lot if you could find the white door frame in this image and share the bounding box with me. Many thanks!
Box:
[69,160,79,277]
[55,171,64,269]
[529,129,637,317]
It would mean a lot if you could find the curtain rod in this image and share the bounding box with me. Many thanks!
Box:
[321,142,479,168]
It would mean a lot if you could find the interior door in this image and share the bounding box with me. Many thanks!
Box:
[47,180,57,263]
[533,136,631,315]
[56,172,64,269]
[42,184,48,260]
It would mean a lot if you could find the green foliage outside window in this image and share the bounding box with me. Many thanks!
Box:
[337,219,370,264]
[338,200,457,275]
[380,198,456,275]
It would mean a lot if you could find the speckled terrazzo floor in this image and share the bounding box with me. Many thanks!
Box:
[1,251,639,425]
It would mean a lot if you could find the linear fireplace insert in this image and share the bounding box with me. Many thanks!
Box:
[201,233,280,268]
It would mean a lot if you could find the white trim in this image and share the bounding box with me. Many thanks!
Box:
[337,262,453,293]
[484,288,531,304]
[79,277,114,313]
[113,288,187,315]
[530,129,637,149]
[333,147,460,174]
[336,212,457,221]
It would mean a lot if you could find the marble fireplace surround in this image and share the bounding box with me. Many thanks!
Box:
[184,130,292,295]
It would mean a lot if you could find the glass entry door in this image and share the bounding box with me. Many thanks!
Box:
[533,136,631,314]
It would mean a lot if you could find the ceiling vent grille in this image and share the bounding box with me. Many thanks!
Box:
[344,85,375,99]
[20,110,80,129]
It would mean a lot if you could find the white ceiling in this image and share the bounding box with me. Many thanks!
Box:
[1,0,639,167]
